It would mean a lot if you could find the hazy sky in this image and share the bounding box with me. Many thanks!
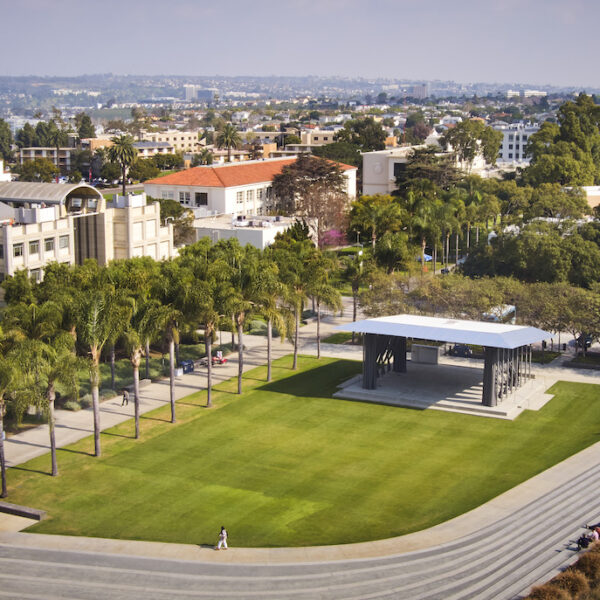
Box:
[3,0,598,86]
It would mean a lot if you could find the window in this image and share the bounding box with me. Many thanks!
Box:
[257,188,264,201]
[195,192,208,206]
[59,235,69,249]
[179,191,190,204]
[13,243,23,257]
[236,191,243,204]
[508,153,513,159]
[508,134,514,141]
[515,144,520,150]
[508,144,513,150]
[29,240,39,255]
[44,238,55,252]
[393,162,406,177]
[246,190,254,202]
[0,245,4,259]
[522,135,528,141]
[324,137,329,141]
[30,268,41,283]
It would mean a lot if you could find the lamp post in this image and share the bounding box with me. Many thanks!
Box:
[352,242,363,344]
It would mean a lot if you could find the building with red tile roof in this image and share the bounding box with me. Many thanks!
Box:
[144,157,356,217]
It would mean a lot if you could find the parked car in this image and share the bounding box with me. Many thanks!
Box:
[448,344,473,358]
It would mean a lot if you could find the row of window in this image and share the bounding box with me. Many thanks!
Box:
[12,235,69,258]
[236,189,266,204]
[507,134,529,142]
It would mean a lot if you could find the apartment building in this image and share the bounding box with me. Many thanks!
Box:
[0,182,175,282]
[19,147,75,173]
[494,123,539,164]
[141,130,202,153]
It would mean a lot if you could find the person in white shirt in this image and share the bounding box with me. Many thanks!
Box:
[216,526,228,550]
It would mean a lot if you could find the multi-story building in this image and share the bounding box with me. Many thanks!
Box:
[141,130,202,154]
[0,182,175,283]
[144,157,357,217]
[301,130,337,146]
[493,123,539,164]
[19,147,76,173]
[133,141,174,158]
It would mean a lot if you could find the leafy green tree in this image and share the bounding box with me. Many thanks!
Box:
[284,134,301,145]
[75,112,96,139]
[128,158,160,182]
[100,161,121,182]
[272,154,348,241]
[15,122,36,148]
[441,119,503,170]
[374,231,411,273]
[0,119,13,161]
[395,146,461,193]
[107,135,137,196]
[312,141,362,168]
[335,117,386,152]
[151,197,193,246]
[191,148,214,166]
[216,123,242,162]
[17,158,58,183]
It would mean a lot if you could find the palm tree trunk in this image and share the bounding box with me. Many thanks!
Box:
[352,284,358,344]
[121,164,127,197]
[267,318,272,382]
[169,338,176,423]
[293,305,300,370]
[455,233,459,265]
[467,223,471,249]
[476,225,480,244]
[175,342,180,367]
[145,339,150,380]
[0,401,7,497]
[421,237,426,275]
[48,384,58,476]
[316,298,321,359]
[237,320,243,395]
[110,344,116,390]
[206,332,212,408]
[91,370,101,457]
[133,363,140,439]
[433,243,437,274]
[231,315,236,349]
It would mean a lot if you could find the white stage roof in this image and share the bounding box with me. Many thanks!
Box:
[337,315,550,349]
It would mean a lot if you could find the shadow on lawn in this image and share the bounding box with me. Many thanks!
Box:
[257,360,359,399]
[10,465,51,476]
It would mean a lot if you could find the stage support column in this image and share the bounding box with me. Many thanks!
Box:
[363,333,378,390]
[483,347,499,407]
[393,336,407,373]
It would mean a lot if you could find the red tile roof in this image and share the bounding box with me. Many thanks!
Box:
[145,158,356,188]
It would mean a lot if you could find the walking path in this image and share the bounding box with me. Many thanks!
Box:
[1,302,600,598]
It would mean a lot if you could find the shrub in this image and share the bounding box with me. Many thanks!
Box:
[63,401,81,412]
[100,389,116,400]
[79,394,92,409]
[551,570,589,597]
[526,583,571,600]
[572,552,600,583]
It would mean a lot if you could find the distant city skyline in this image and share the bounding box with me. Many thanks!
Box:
[4,0,599,88]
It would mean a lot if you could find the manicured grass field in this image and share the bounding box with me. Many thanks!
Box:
[8,356,600,548]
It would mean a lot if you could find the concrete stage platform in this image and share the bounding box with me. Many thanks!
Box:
[333,359,554,420]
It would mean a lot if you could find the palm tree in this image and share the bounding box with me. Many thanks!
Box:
[47,124,67,174]
[252,254,288,382]
[306,254,342,359]
[216,123,242,162]
[122,299,163,439]
[76,289,126,457]
[108,135,137,197]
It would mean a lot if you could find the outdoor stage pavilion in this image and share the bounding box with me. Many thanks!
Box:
[333,315,553,420]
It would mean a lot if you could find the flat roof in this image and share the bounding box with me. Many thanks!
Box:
[336,314,550,349]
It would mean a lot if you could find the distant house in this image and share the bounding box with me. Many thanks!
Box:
[133,141,174,158]
[144,157,357,217]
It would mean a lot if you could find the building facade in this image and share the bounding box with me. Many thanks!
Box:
[144,157,357,218]
[0,182,175,282]
[493,123,539,164]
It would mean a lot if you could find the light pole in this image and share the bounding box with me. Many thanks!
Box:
[352,242,363,344]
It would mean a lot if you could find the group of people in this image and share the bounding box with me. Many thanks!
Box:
[577,523,600,550]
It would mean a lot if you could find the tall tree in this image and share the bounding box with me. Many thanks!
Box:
[0,119,13,161]
[441,119,503,171]
[216,123,242,162]
[107,135,137,196]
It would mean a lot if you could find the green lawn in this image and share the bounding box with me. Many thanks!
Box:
[8,356,600,548]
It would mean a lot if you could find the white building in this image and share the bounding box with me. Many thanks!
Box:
[493,123,539,164]
[140,130,202,154]
[0,160,11,182]
[144,157,357,218]
[362,147,419,195]
[0,183,175,282]
[193,214,301,249]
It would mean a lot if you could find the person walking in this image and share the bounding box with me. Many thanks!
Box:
[216,526,228,550]
[121,389,130,406]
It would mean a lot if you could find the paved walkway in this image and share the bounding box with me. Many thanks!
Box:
[2,305,600,598]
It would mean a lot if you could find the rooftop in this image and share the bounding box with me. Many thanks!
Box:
[145,157,356,188]
[337,314,550,349]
